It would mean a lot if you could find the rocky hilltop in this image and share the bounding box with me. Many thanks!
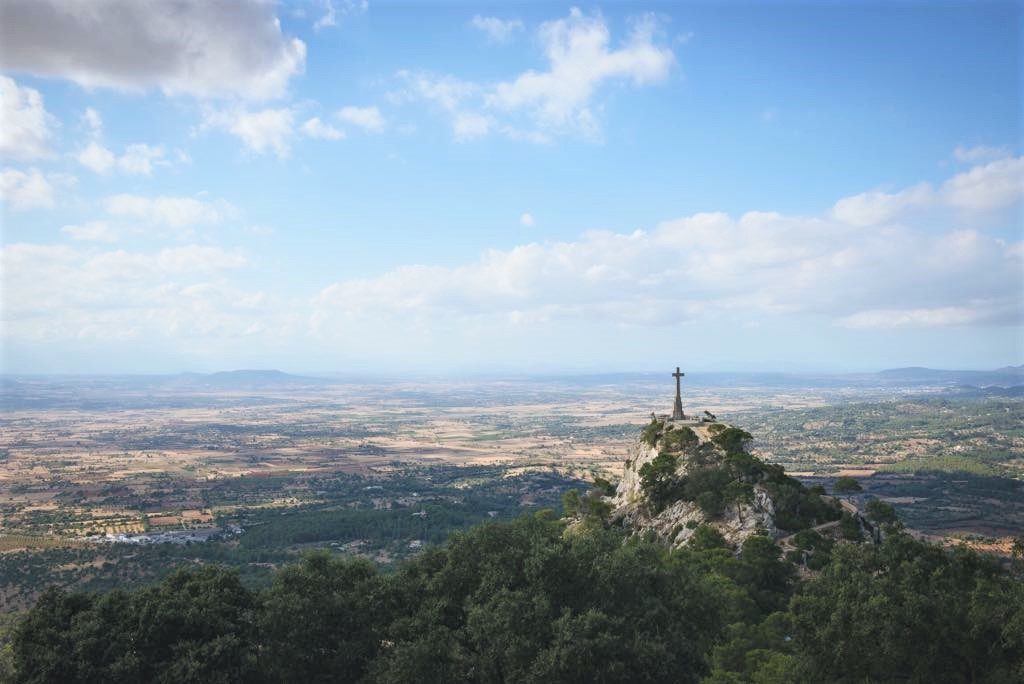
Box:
[609,418,840,548]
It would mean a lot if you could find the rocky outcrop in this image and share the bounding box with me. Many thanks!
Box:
[610,421,778,548]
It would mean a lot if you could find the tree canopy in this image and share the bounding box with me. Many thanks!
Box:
[8,512,1023,683]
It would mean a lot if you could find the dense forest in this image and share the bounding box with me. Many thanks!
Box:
[4,508,1023,683]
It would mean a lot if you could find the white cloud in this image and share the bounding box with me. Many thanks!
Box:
[0,76,54,160]
[941,156,1024,211]
[830,183,933,226]
[1,242,271,343]
[301,117,345,140]
[117,144,166,175]
[0,167,54,210]
[953,144,1012,164]
[77,140,167,175]
[520,212,535,227]
[82,107,103,137]
[105,194,235,228]
[397,9,675,141]
[470,16,524,43]
[61,221,118,242]
[831,153,1024,225]
[394,71,479,113]
[77,141,116,174]
[203,108,296,157]
[74,108,169,175]
[487,9,674,135]
[312,161,1023,333]
[337,106,385,132]
[314,0,367,31]
[838,307,986,329]
[453,112,491,141]
[156,245,248,273]
[0,0,305,100]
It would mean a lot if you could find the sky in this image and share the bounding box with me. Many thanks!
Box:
[0,0,1022,375]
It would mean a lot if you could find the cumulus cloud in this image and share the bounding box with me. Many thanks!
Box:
[75,109,172,175]
[314,0,367,31]
[838,307,991,329]
[104,193,235,228]
[942,156,1024,210]
[337,106,385,132]
[488,9,674,135]
[301,117,345,140]
[61,220,119,242]
[82,107,103,136]
[0,242,273,343]
[831,153,1024,225]
[0,76,54,160]
[0,167,55,210]
[470,16,524,43]
[396,9,675,141]
[453,112,491,141]
[203,108,296,157]
[77,140,166,175]
[0,0,305,100]
[830,183,933,226]
[312,159,1023,334]
[953,144,1012,164]
[77,141,115,173]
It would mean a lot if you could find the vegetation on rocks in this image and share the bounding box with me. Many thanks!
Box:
[635,420,840,532]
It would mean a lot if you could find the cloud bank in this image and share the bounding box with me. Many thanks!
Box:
[0,0,305,100]
[312,155,1024,334]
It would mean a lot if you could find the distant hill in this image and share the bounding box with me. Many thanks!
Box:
[877,365,1024,387]
[170,369,333,389]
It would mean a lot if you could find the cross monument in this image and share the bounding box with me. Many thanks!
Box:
[671,367,685,420]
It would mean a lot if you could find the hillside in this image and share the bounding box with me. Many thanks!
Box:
[606,418,840,547]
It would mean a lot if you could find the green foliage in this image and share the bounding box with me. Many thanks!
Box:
[832,476,862,493]
[710,427,753,456]
[689,525,727,551]
[705,613,798,683]
[637,424,838,531]
[640,418,664,447]
[864,498,898,526]
[11,566,260,684]
[261,552,381,683]
[838,513,863,542]
[638,451,682,512]
[563,487,612,522]
[368,516,728,683]
[8,515,1023,684]
[879,454,1003,476]
[790,532,1024,682]
[661,426,699,452]
[561,490,581,517]
[592,476,617,497]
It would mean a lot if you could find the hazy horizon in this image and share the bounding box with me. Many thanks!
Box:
[3,363,1022,380]
[2,1,1021,374]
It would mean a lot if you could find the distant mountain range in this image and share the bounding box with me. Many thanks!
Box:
[169,369,334,389]
[876,365,1024,387]
[526,366,1024,389]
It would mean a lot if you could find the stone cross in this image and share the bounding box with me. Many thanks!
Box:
[671,367,685,420]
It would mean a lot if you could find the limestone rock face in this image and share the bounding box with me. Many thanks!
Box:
[610,422,778,548]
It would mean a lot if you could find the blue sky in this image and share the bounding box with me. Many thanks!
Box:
[1,0,1021,374]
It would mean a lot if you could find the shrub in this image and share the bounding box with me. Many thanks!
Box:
[833,477,862,493]
[640,419,664,447]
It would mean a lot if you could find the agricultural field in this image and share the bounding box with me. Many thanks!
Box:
[0,372,1021,611]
